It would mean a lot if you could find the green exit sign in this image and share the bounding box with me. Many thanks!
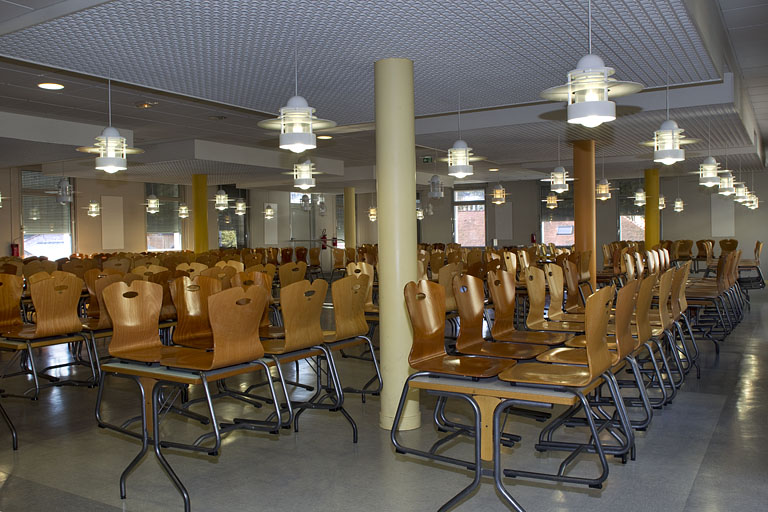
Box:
[422,156,433,164]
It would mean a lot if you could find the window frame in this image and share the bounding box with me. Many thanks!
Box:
[20,171,74,259]
[452,187,487,247]
[145,183,184,252]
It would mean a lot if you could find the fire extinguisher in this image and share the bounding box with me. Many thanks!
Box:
[530,233,537,244]
[320,229,328,250]
[10,243,19,257]
[332,236,338,248]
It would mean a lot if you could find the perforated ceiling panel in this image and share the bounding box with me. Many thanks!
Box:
[0,0,718,124]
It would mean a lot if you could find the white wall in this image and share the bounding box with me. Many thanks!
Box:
[0,168,22,256]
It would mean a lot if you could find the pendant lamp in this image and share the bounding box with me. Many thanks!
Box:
[293,159,317,190]
[146,194,160,214]
[76,78,143,172]
[264,205,275,220]
[634,189,646,206]
[674,178,684,212]
[368,206,377,222]
[214,189,229,210]
[178,204,190,219]
[257,36,336,152]
[87,200,101,217]
[540,0,642,128]
[428,174,444,199]
[235,198,247,216]
[658,194,666,210]
[491,184,506,205]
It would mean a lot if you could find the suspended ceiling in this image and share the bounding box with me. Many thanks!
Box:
[0,0,763,191]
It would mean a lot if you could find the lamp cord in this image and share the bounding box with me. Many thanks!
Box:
[108,78,112,126]
[457,91,462,139]
[588,0,592,54]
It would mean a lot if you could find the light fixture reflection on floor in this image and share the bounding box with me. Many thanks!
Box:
[540,0,642,128]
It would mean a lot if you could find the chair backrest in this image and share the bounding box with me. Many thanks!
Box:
[563,259,583,309]
[170,275,222,348]
[430,251,445,276]
[279,262,308,289]
[308,247,321,266]
[437,262,462,312]
[147,270,176,321]
[279,247,293,265]
[669,263,688,319]
[503,251,516,274]
[466,261,486,279]
[446,251,462,264]
[623,252,636,281]
[404,279,447,365]
[633,251,645,278]
[84,267,124,318]
[634,273,657,344]
[656,267,675,329]
[583,284,615,379]
[613,279,639,359]
[90,273,126,330]
[132,264,169,279]
[719,238,738,254]
[332,248,345,268]
[467,248,482,267]
[199,265,235,288]
[295,246,308,264]
[280,279,328,351]
[103,257,131,273]
[29,272,84,337]
[346,261,375,307]
[453,273,486,351]
[524,266,548,324]
[330,274,369,340]
[203,285,269,369]
[60,259,88,278]
[544,263,566,316]
[755,241,763,264]
[232,271,272,328]
[0,273,23,330]
[487,269,518,337]
[675,260,691,315]
[177,262,208,277]
[103,280,163,355]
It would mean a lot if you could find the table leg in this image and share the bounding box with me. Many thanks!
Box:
[474,395,503,462]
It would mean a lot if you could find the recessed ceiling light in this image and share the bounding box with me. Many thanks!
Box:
[317,135,333,140]
[489,168,499,172]
[135,100,158,109]
[208,115,227,120]
[38,82,64,90]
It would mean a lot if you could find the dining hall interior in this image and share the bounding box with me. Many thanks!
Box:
[0,0,767,510]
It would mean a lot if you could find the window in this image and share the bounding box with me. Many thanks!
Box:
[215,185,248,249]
[453,189,485,247]
[290,192,317,244]
[146,184,182,251]
[21,171,72,260]
[540,184,574,247]
[617,178,645,241]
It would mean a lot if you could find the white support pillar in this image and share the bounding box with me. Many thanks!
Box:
[375,58,420,430]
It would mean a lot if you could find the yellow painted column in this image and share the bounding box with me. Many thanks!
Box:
[344,186,357,250]
[573,140,597,290]
[192,174,208,253]
[375,58,420,431]
[644,168,660,249]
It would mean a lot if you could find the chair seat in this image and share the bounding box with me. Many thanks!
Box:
[548,311,586,322]
[411,354,513,378]
[160,346,225,371]
[2,324,82,340]
[536,346,620,366]
[322,331,368,348]
[364,304,378,314]
[457,340,548,360]
[527,319,585,333]
[564,335,618,350]
[261,338,322,356]
[110,346,168,363]
[259,325,285,339]
[172,334,213,350]
[492,328,571,346]
[499,361,595,387]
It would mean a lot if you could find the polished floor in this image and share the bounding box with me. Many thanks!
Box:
[0,293,766,511]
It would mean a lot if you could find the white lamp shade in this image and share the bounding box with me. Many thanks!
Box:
[94,126,128,173]
[428,175,444,198]
[734,183,749,202]
[550,167,569,193]
[491,184,506,205]
[448,140,474,178]
[87,200,101,217]
[546,192,558,209]
[634,189,646,206]
[146,194,160,214]
[654,120,685,165]
[658,195,666,210]
[674,197,684,212]
[596,178,611,201]
[235,198,247,215]
[719,172,735,196]
[178,204,189,219]
[699,156,720,187]
[368,206,377,222]
[214,189,229,210]
[293,159,317,190]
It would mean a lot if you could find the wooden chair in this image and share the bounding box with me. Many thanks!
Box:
[719,238,738,257]
[295,246,308,264]
[524,266,585,332]
[280,247,294,265]
[544,264,584,322]
[487,270,571,345]
[103,257,132,273]
[278,262,307,289]
[260,279,356,439]
[215,259,245,273]
[199,265,235,289]
[346,262,376,313]
[169,276,223,349]
[323,274,383,400]
[266,248,280,266]
[308,247,323,280]
[132,264,169,279]
[738,240,765,291]
[429,251,445,280]
[330,248,346,281]
[496,284,634,481]
[0,272,93,399]
[147,270,177,322]
[245,263,277,285]
[454,274,547,359]
[437,262,462,314]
